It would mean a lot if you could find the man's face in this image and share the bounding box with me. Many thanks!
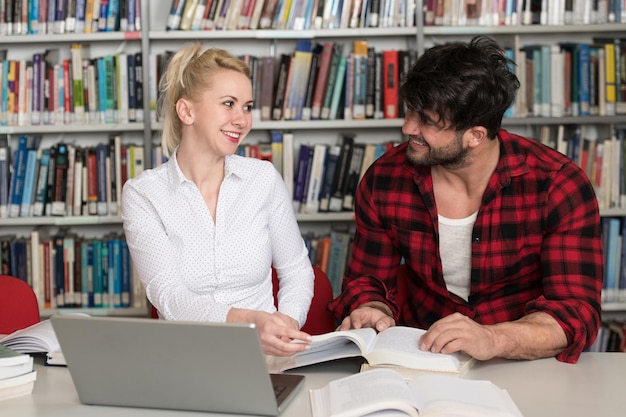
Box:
[402,110,470,168]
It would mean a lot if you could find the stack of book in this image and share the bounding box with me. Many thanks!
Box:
[0,345,37,402]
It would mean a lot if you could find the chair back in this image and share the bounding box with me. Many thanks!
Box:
[0,275,40,334]
[272,266,336,335]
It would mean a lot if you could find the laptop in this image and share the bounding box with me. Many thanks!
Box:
[50,315,305,416]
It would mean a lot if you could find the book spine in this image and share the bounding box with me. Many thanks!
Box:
[53,234,65,307]
[311,42,334,120]
[64,145,75,216]
[81,240,91,306]
[51,143,68,216]
[19,148,39,217]
[328,54,348,120]
[341,143,365,210]
[0,144,10,218]
[167,0,186,29]
[121,238,137,307]
[8,135,29,218]
[382,49,399,119]
[92,239,102,307]
[301,44,321,121]
[318,144,341,212]
[54,0,66,33]
[76,0,87,33]
[328,134,354,212]
[293,144,310,213]
[320,43,344,120]
[303,144,328,214]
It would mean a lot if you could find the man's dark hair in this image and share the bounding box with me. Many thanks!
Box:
[400,35,520,139]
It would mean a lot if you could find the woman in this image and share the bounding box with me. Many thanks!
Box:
[121,44,314,356]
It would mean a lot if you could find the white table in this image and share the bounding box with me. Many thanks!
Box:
[3,352,625,416]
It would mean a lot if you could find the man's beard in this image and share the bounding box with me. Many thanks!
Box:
[406,133,470,169]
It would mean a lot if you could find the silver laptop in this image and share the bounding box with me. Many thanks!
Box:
[51,315,305,416]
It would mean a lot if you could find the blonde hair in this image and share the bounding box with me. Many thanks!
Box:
[157,44,251,157]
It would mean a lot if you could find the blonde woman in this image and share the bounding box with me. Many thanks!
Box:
[122,44,314,356]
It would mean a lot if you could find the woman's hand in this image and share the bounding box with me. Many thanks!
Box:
[228,308,312,356]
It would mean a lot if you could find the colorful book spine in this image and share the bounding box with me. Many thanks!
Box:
[19,148,39,217]
[92,239,103,307]
[8,135,29,218]
[293,144,310,213]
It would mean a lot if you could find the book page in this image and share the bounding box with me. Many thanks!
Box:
[0,313,90,354]
[309,368,419,417]
[274,328,377,371]
[0,320,60,353]
[409,375,524,417]
[366,327,462,372]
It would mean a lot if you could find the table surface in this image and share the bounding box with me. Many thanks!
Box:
[3,352,625,417]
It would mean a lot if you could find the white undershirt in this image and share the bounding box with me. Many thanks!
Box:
[438,211,478,301]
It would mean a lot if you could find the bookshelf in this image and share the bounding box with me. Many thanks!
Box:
[1,1,626,332]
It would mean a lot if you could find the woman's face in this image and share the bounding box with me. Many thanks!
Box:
[184,69,253,157]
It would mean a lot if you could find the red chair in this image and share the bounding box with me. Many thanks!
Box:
[151,266,337,335]
[0,275,40,334]
[272,266,336,335]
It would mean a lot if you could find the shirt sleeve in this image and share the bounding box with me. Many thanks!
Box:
[526,161,603,363]
[268,168,314,328]
[121,179,231,322]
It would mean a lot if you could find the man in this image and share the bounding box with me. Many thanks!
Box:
[328,36,603,364]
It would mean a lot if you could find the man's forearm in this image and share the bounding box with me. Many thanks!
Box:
[490,312,568,360]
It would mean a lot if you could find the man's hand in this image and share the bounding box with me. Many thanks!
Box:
[336,302,396,332]
[418,313,500,360]
[419,312,568,361]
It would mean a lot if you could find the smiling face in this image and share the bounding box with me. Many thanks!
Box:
[179,69,254,157]
[402,109,470,169]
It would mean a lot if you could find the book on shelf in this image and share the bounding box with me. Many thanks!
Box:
[310,41,335,120]
[382,49,399,119]
[325,230,350,296]
[293,143,311,213]
[340,143,365,211]
[7,135,30,218]
[0,138,10,218]
[272,326,474,374]
[19,145,41,218]
[283,39,313,121]
[318,144,342,212]
[259,56,275,121]
[301,43,323,121]
[328,53,348,120]
[352,40,368,120]
[272,54,292,121]
[303,144,328,214]
[320,43,344,120]
[328,134,354,212]
[309,369,524,417]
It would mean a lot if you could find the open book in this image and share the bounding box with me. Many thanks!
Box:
[272,326,474,374]
[310,369,524,417]
[0,319,61,354]
[0,313,88,366]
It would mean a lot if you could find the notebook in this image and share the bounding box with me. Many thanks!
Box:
[50,315,305,416]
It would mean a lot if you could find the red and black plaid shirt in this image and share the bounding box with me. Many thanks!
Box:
[328,129,603,363]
